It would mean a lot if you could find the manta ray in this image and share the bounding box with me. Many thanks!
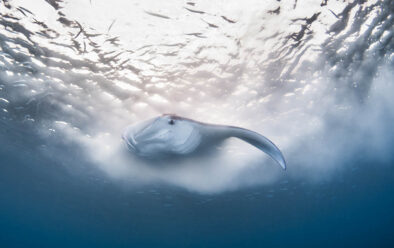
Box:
[122,114,286,170]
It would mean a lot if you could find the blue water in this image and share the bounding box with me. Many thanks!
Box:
[1,143,394,247]
[1,0,394,247]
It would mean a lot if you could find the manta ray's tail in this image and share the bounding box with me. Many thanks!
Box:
[227,127,287,170]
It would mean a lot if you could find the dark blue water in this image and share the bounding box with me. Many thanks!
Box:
[1,141,394,247]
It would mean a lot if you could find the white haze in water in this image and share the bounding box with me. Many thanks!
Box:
[1,0,393,193]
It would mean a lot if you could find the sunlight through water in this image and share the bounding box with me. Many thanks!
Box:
[0,0,393,194]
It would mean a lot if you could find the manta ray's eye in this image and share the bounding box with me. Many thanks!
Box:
[168,119,175,125]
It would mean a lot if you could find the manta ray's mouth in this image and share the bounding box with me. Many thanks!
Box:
[122,134,138,153]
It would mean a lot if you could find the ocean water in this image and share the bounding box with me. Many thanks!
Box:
[0,0,393,247]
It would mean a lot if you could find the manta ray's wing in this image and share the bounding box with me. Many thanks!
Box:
[227,126,287,170]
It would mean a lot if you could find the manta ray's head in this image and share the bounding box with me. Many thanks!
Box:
[122,114,201,157]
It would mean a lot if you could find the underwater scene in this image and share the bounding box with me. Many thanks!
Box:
[0,0,393,247]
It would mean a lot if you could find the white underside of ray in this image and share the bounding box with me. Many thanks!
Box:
[123,116,286,170]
